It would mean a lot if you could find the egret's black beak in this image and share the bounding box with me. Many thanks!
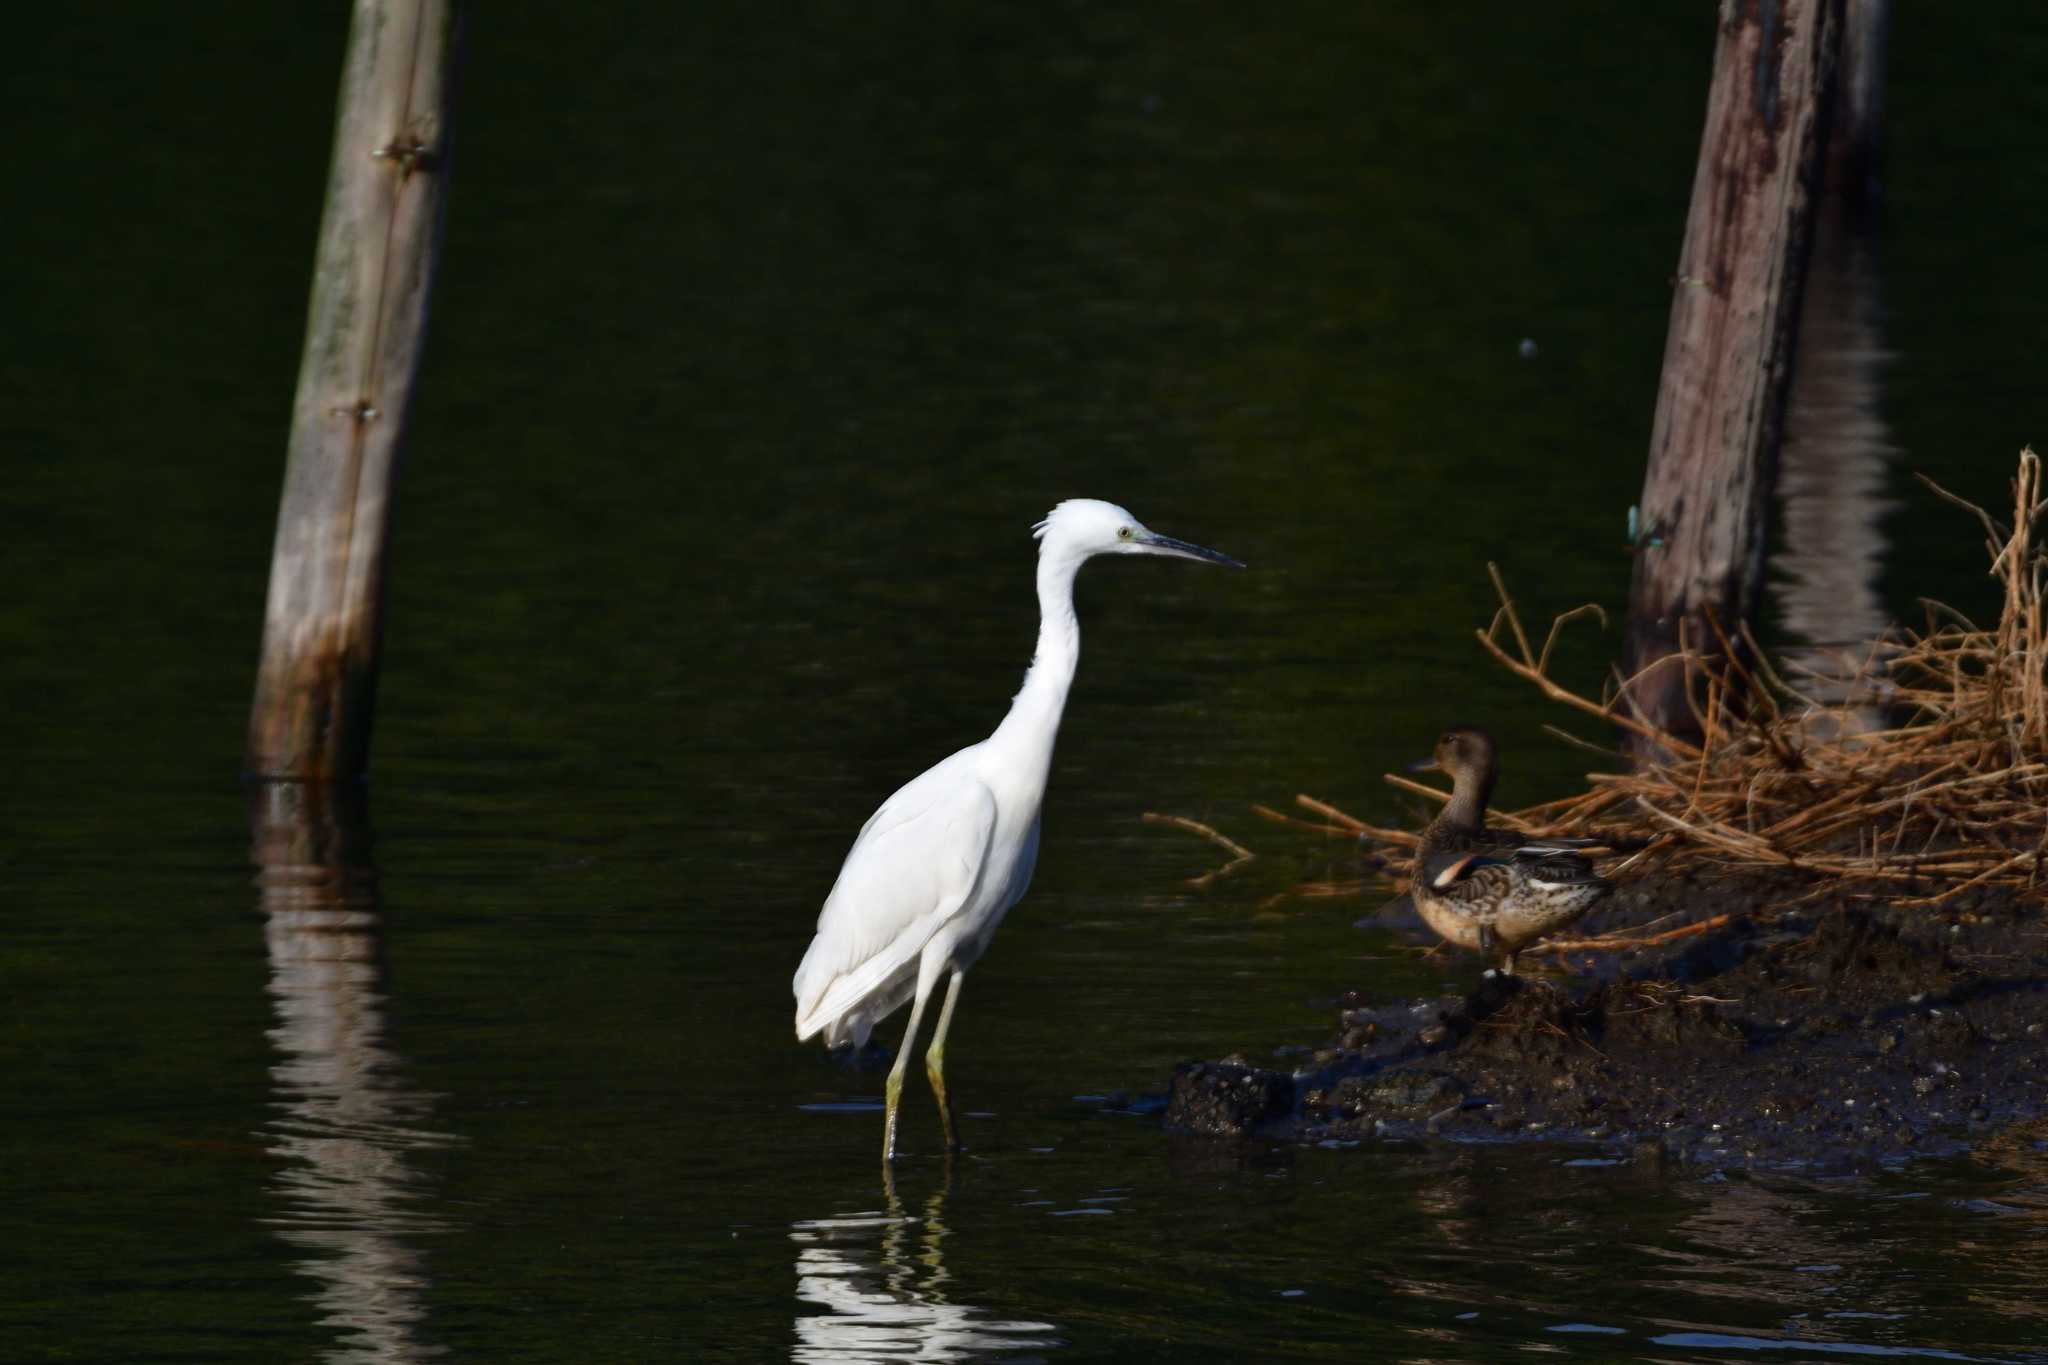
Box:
[1405,755,1442,774]
[1138,531,1245,569]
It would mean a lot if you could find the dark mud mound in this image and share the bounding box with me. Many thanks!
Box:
[1167,874,2048,1168]
[1167,1063,1296,1138]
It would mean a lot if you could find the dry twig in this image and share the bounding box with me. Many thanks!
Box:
[1534,913,1735,956]
[1141,812,1254,889]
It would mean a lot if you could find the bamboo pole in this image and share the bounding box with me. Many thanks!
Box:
[246,1,458,780]
[1623,0,1845,755]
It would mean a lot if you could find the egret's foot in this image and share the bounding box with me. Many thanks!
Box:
[882,1070,906,1164]
[921,973,967,1153]
[927,1059,963,1152]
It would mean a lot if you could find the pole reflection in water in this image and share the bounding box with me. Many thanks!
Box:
[253,782,461,1364]
[1772,214,1899,730]
[792,1170,1062,1363]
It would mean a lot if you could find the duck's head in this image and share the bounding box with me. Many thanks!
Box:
[1407,726,1499,803]
[1031,499,1244,569]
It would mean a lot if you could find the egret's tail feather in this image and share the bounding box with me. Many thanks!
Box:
[794,953,921,1045]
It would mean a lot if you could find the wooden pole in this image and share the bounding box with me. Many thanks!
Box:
[1769,0,1890,735]
[247,1,457,780]
[1826,0,1888,219]
[250,781,444,1356]
[1623,0,1845,752]
[249,777,377,908]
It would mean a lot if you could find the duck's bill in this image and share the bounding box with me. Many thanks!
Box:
[1139,531,1245,568]
[1404,756,1443,773]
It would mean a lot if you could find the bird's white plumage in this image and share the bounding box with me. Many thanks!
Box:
[793,748,1000,1046]
[790,498,1239,1160]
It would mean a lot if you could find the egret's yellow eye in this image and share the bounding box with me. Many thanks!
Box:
[1117,526,1133,540]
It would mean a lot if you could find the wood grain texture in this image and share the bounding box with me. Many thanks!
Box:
[1624,0,1845,752]
[248,1,457,779]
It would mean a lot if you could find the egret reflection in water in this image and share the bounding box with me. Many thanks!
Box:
[254,782,462,1363]
[792,1175,1062,1362]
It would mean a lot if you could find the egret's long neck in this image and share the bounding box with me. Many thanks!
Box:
[988,549,1083,771]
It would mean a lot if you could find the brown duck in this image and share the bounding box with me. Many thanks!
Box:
[1405,726,1612,972]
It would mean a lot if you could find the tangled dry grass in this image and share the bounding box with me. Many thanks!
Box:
[1156,448,2048,915]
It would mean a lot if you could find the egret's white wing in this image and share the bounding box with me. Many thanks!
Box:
[793,751,998,1042]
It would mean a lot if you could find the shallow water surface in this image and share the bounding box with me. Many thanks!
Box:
[7,4,2048,1361]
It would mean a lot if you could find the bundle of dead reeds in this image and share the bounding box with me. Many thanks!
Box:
[1151,449,2048,919]
[1346,446,2048,907]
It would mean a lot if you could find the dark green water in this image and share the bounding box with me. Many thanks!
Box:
[7,5,2048,1361]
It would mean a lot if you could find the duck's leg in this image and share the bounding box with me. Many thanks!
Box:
[1477,923,1507,973]
[924,970,967,1151]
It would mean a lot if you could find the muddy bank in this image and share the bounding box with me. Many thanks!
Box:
[1167,871,2048,1169]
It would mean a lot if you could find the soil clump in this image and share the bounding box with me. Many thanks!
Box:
[1166,870,2048,1169]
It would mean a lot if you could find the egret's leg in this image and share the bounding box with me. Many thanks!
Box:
[923,971,967,1151]
[883,974,938,1165]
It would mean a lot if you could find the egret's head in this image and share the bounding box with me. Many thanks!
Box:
[1031,499,1243,568]
[1406,726,1498,784]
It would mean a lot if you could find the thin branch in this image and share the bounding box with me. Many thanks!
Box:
[1535,913,1734,955]
[1250,804,1365,838]
[1141,812,1254,888]
[1295,794,1367,831]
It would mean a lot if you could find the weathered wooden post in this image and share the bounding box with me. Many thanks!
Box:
[250,780,446,1357]
[1770,0,1891,736]
[1826,0,1888,220]
[1622,0,1846,750]
[247,1,458,780]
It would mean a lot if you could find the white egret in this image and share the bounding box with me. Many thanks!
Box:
[792,499,1243,1162]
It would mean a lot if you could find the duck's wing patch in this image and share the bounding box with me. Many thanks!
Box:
[1430,853,1494,890]
[1516,850,1602,885]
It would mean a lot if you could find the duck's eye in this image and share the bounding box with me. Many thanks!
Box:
[1117,526,1133,540]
